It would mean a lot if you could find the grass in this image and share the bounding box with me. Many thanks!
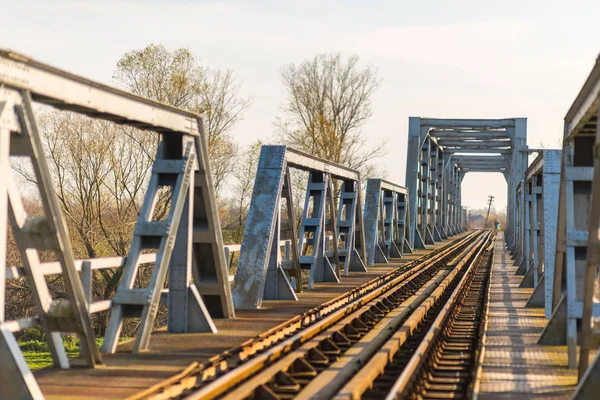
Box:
[22,351,77,371]
[19,337,106,371]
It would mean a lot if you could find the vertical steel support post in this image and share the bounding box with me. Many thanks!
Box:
[507,118,528,250]
[530,177,540,285]
[351,182,368,273]
[168,135,219,334]
[457,172,464,232]
[576,96,600,390]
[539,139,596,369]
[406,117,425,249]
[190,132,236,320]
[520,179,534,287]
[364,179,384,266]
[437,150,447,239]
[429,145,441,241]
[397,192,410,254]
[541,150,562,317]
[364,179,408,266]
[421,137,430,243]
[337,180,360,275]
[232,146,296,309]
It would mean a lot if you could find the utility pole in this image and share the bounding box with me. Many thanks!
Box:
[484,195,494,229]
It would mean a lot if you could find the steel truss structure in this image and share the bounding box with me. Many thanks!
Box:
[363,179,412,266]
[0,49,232,399]
[539,55,600,373]
[232,145,367,309]
[405,117,528,249]
[512,151,561,317]
[553,56,600,398]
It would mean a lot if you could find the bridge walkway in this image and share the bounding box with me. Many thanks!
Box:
[474,232,578,399]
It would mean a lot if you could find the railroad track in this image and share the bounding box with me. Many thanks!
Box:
[382,247,493,400]
[132,230,493,400]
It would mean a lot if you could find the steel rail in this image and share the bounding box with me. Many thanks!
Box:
[383,232,494,399]
[307,231,492,400]
[470,240,496,400]
[183,233,483,400]
[131,232,477,400]
[218,243,478,400]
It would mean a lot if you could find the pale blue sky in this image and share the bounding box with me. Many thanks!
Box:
[3,0,600,211]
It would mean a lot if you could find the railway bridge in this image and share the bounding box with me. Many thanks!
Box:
[1,49,600,399]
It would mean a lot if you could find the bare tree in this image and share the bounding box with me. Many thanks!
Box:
[229,141,263,243]
[114,44,251,195]
[276,53,384,173]
[15,110,155,306]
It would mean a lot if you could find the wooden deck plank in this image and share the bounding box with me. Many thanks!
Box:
[474,232,578,400]
[34,241,451,399]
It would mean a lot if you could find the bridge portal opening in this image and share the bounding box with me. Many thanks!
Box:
[461,172,507,229]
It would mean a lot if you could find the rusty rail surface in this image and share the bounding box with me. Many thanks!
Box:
[131,231,488,400]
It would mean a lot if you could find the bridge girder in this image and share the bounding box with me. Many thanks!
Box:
[405,117,528,250]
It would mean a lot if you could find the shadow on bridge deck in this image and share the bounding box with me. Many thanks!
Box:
[473,232,578,399]
[33,244,449,399]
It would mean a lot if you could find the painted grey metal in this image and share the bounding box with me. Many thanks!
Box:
[337,180,359,275]
[573,54,600,387]
[542,55,600,374]
[515,180,526,274]
[102,140,208,353]
[364,179,410,267]
[0,90,102,399]
[0,49,200,136]
[168,163,219,333]
[0,327,44,399]
[263,194,297,301]
[405,117,527,251]
[299,171,338,288]
[285,148,360,181]
[406,117,424,249]
[350,185,368,273]
[232,146,290,309]
[233,145,364,309]
[0,53,235,397]
[542,141,600,368]
[578,103,600,379]
[280,167,302,288]
[190,132,236,320]
[535,150,561,318]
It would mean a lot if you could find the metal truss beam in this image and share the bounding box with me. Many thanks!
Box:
[364,179,411,266]
[436,140,511,147]
[444,149,511,154]
[542,58,600,378]
[564,54,600,393]
[517,150,561,315]
[0,49,200,136]
[284,148,360,181]
[0,53,233,399]
[232,146,365,309]
[430,130,510,139]
[405,117,527,253]
[421,118,516,128]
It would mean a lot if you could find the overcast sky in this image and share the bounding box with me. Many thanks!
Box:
[3,0,599,212]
